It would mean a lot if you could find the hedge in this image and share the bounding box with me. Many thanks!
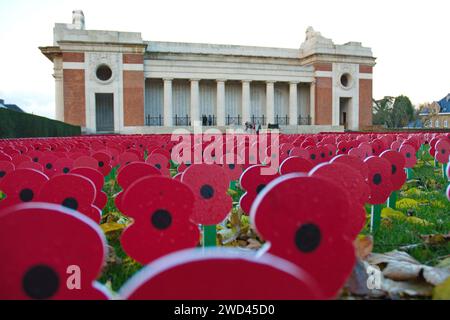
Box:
[0,109,81,138]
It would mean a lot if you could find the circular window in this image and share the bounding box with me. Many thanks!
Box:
[96,65,112,81]
[340,73,351,88]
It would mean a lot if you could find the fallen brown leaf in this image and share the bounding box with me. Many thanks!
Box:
[354,235,373,260]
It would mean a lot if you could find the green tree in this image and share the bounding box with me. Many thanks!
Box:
[372,96,394,127]
[372,95,416,128]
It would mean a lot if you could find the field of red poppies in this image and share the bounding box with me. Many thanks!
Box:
[0,132,449,300]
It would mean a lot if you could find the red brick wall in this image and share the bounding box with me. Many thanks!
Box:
[62,52,85,63]
[315,77,333,125]
[123,54,144,64]
[123,70,144,126]
[313,63,332,72]
[359,65,373,74]
[63,69,85,126]
[359,79,373,128]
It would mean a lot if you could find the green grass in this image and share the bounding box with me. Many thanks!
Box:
[364,147,450,265]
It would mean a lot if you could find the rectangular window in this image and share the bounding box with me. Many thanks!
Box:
[444,120,448,128]
[435,120,439,128]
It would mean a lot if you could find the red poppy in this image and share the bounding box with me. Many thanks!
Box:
[120,176,200,264]
[26,150,44,164]
[150,148,172,160]
[145,153,171,176]
[309,162,368,238]
[331,154,369,180]
[434,139,450,164]
[288,147,310,159]
[118,152,140,167]
[364,156,393,204]
[239,164,279,215]
[250,174,355,298]
[0,161,15,182]
[370,138,387,156]
[315,145,331,163]
[16,161,44,172]
[38,174,100,223]
[280,143,295,162]
[119,248,322,300]
[73,156,98,171]
[53,157,74,175]
[390,140,402,152]
[0,203,110,299]
[428,137,440,157]
[11,154,32,166]
[92,151,112,176]
[0,169,48,210]
[305,146,321,165]
[182,164,232,225]
[219,153,243,182]
[177,161,191,173]
[399,143,417,168]
[279,156,314,175]
[380,150,407,190]
[0,151,12,161]
[71,167,108,211]
[115,162,161,213]
[337,140,351,155]
[117,161,160,187]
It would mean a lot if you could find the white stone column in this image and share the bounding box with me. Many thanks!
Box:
[241,80,251,124]
[54,56,64,121]
[163,78,173,126]
[266,81,275,125]
[190,79,200,126]
[309,81,315,125]
[289,82,298,125]
[216,79,226,126]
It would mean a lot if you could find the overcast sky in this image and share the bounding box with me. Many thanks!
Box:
[0,0,449,118]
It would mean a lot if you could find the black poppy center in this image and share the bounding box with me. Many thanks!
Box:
[151,209,172,230]
[310,154,316,160]
[391,164,397,175]
[33,157,39,163]
[295,223,321,253]
[200,184,214,199]
[45,163,53,170]
[19,188,34,202]
[373,173,382,185]
[63,167,70,174]
[320,152,325,158]
[441,149,446,154]
[98,161,104,168]
[256,184,266,194]
[62,197,78,210]
[342,148,347,152]
[406,152,411,158]
[155,163,161,169]
[228,164,235,170]
[0,171,5,178]
[22,265,59,300]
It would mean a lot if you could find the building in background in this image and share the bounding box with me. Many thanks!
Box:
[0,99,25,113]
[40,11,376,134]
[419,94,450,128]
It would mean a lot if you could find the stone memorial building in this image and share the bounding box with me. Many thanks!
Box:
[40,11,376,134]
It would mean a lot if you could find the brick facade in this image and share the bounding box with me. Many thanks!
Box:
[63,69,85,126]
[359,79,373,129]
[62,52,85,63]
[315,77,333,125]
[123,70,145,126]
[123,54,144,64]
